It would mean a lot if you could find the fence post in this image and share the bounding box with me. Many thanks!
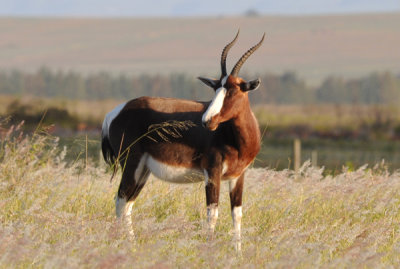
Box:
[294,138,301,172]
[311,150,318,167]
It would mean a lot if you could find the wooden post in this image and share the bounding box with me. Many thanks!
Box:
[294,138,301,172]
[85,134,88,174]
[311,150,318,167]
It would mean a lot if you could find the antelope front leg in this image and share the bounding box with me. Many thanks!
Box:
[229,173,244,252]
[204,165,222,237]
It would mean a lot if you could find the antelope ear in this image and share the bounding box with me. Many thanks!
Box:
[198,77,219,89]
[240,78,261,92]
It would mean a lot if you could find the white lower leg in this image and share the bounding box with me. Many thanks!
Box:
[116,196,135,237]
[207,203,219,233]
[124,201,134,237]
[232,206,242,251]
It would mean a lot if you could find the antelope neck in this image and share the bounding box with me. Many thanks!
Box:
[230,103,261,158]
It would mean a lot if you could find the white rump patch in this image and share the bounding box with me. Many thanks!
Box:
[202,76,228,124]
[102,102,126,138]
[146,155,203,184]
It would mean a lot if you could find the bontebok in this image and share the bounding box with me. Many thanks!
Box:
[102,30,265,251]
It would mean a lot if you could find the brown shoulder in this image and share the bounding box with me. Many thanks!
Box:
[123,96,207,113]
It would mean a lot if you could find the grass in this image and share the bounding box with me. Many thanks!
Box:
[1,13,400,84]
[0,94,122,127]
[253,104,400,132]
[4,96,400,172]
[3,95,400,131]
[1,123,400,267]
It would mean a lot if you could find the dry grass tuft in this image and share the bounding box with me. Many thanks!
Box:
[1,124,400,267]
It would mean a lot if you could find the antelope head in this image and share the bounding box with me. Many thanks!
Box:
[199,30,265,131]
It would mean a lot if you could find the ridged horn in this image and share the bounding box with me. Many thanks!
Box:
[221,29,240,77]
[230,33,265,77]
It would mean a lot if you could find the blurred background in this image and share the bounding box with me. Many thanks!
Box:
[0,0,399,172]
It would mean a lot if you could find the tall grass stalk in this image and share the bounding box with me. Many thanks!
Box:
[1,124,400,267]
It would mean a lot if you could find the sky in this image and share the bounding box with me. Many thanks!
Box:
[0,0,399,17]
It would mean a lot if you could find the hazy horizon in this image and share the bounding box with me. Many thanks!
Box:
[0,0,399,17]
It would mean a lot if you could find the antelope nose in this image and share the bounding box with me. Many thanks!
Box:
[202,121,208,128]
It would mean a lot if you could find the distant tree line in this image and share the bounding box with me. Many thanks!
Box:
[0,67,399,105]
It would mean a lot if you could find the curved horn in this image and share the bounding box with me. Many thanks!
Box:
[231,33,265,77]
[221,29,240,76]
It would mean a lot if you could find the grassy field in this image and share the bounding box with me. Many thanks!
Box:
[1,121,400,267]
[0,13,399,84]
[0,94,121,124]
[2,95,400,171]
[3,95,400,130]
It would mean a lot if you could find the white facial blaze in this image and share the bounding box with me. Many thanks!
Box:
[202,76,228,124]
